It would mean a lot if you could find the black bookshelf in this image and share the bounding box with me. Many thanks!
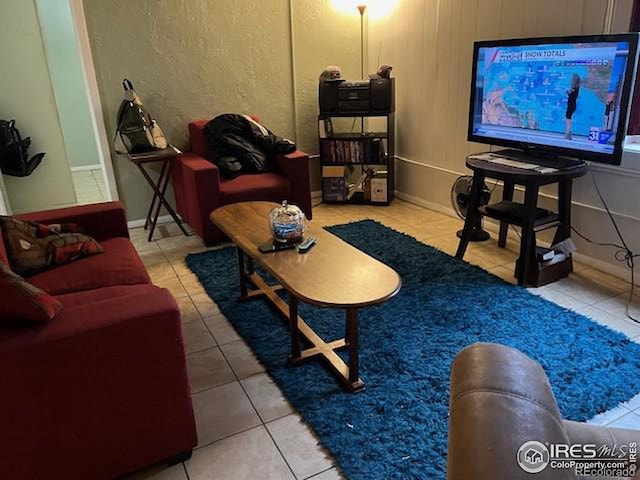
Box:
[319,113,395,205]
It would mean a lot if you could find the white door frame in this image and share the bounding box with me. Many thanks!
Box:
[68,0,119,202]
[0,175,10,215]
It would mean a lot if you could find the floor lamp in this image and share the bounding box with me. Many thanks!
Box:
[357,4,367,132]
[357,4,367,78]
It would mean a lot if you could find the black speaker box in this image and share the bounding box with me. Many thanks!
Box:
[370,78,395,113]
[319,82,339,114]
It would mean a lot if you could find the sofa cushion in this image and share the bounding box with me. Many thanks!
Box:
[27,237,150,295]
[55,284,164,309]
[0,216,103,276]
[220,173,292,205]
[0,263,62,323]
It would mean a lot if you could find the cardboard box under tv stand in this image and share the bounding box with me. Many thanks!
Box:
[516,250,573,288]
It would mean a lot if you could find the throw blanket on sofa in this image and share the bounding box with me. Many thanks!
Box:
[203,114,296,178]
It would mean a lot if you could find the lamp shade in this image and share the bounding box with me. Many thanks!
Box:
[330,0,395,20]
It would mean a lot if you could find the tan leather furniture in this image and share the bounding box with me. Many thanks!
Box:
[448,343,640,480]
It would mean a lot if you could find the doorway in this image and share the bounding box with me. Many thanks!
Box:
[35,0,117,206]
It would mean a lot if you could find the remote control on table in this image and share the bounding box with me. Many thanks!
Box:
[297,236,317,253]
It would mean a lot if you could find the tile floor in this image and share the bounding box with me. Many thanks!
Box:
[125,199,640,480]
[71,168,107,204]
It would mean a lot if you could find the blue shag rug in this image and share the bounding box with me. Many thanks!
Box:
[186,220,640,479]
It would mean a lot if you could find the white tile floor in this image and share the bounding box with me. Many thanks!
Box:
[125,200,640,480]
[71,168,107,204]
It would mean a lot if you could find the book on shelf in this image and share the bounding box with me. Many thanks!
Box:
[320,138,387,164]
[318,118,333,139]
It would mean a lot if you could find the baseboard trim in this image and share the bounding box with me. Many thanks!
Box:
[127,214,173,229]
[395,191,459,219]
[71,164,102,172]
[312,190,322,199]
[395,156,640,224]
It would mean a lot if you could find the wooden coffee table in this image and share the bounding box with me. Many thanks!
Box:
[211,201,401,392]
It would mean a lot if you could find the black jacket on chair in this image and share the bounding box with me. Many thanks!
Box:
[203,114,295,178]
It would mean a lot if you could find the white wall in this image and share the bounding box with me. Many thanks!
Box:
[370,0,640,279]
[0,0,77,213]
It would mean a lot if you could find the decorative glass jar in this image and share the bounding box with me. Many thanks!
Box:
[269,201,306,244]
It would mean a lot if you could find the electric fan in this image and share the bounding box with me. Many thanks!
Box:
[451,175,491,241]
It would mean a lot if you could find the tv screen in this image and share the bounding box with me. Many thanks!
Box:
[468,34,639,165]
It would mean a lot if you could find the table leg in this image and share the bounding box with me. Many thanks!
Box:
[289,294,301,361]
[455,171,485,259]
[141,159,167,231]
[247,257,255,275]
[148,159,171,241]
[237,247,248,297]
[346,308,360,385]
[518,184,539,287]
[499,180,515,248]
[137,159,189,241]
[553,179,572,245]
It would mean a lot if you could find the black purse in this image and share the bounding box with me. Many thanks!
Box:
[0,119,45,177]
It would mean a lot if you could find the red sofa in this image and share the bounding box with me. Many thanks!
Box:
[172,119,313,245]
[0,202,197,480]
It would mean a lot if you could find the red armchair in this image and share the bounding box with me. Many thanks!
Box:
[0,202,197,479]
[172,119,313,245]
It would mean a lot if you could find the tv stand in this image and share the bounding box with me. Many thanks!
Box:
[455,154,587,287]
[494,148,585,170]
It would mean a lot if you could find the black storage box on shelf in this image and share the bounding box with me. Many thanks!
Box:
[319,78,395,115]
[322,177,347,202]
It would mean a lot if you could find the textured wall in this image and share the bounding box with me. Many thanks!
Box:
[369,0,639,275]
[0,0,77,213]
[292,1,363,154]
[83,0,362,220]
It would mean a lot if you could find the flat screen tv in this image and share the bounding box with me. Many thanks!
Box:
[468,34,640,165]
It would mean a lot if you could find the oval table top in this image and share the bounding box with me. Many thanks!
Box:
[211,201,402,309]
[466,156,587,184]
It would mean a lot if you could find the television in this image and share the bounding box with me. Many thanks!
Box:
[468,34,640,165]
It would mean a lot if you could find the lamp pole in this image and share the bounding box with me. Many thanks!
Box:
[358,4,366,79]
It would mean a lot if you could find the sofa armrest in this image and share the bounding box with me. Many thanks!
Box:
[0,287,197,478]
[174,153,222,244]
[276,150,312,219]
[16,201,129,241]
[448,343,572,480]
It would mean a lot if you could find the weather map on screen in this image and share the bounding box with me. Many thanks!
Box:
[470,40,633,157]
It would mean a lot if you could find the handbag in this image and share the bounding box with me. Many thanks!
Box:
[114,79,167,154]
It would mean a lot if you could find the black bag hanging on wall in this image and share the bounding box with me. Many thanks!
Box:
[114,79,167,154]
[0,120,46,177]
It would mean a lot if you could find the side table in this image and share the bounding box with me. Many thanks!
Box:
[127,146,189,241]
[455,155,587,287]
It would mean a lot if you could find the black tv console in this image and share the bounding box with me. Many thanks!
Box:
[455,152,588,287]
[491,148,586,170]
